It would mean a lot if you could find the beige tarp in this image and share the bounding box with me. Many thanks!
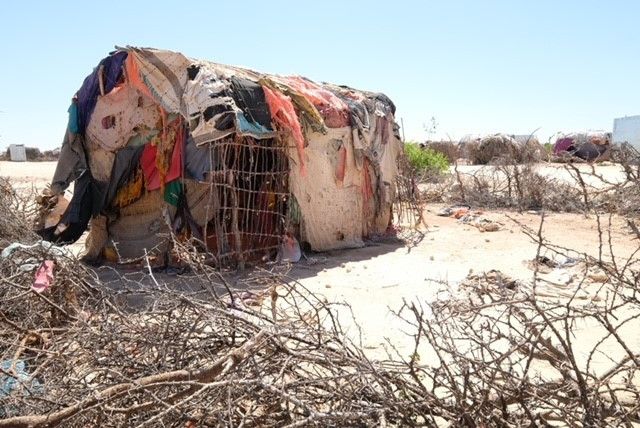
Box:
[289,123,400,251]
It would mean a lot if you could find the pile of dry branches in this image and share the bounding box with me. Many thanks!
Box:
[0,238,439,426]
[1,157,639,426]
[420,148,640,215]
[448,163,586,211]
[0,177,39,246]
[394,214,640,426]
[464,135,545,165]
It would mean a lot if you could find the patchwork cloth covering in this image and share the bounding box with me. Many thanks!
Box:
[44,46,403,260]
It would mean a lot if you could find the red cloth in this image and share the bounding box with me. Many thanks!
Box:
[141,124,184,191]
[263,85,307,175]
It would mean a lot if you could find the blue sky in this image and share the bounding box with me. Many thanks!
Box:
[0,0,638,149]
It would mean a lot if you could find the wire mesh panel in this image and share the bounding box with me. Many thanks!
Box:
[201,136,289,269]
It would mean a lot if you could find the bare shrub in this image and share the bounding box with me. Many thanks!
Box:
[447,163,586,212]
[0,177,39,246]
[465,134,545,165]
[435,145,640,215]
[423,141,461,163]
[395,225,640,426]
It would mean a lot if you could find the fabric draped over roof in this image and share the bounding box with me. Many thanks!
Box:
[45,46,402,256]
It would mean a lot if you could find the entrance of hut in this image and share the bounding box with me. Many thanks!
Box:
[200,136,290,268]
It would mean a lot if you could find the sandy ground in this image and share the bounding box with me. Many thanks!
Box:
[2,161,638,364]
[2,160,628,193]
[0,161,59,189]
[289,206,637,355]
[452,162,628,187]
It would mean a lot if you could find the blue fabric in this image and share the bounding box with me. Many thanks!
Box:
[229,76,275,139]
[0,360,42,398]
[0,359,43,418]
[236,113,275,138]
[75,51,128,135]
[185,136,209,181]
[67,102,79,134]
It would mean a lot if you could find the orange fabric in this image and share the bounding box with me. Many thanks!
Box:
[125,53,167,127]
[113,169,144,208]
[125,53,154,101]
[263,85,306,176]
[453,207,469,219]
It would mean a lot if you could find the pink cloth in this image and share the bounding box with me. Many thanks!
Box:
[33,260,55,293]
[263,85,307,175]
[281,76,350,128]
[554,137,574,155]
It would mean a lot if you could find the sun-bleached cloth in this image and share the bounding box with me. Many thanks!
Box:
[86,83,161,152]
[127,48,191,115]
[182,62,238,144]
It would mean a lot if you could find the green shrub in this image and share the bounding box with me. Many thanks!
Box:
[404,142,450,175]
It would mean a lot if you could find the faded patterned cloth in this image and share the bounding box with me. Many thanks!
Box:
[75,51,128,134]
[183,63,238,145]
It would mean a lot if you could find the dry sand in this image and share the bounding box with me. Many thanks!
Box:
[0,161,58,189]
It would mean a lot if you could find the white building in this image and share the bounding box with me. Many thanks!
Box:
[8,144,26,162]
[613,115,640,150]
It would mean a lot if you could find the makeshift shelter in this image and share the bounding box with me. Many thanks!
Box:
[39,47,403,266]
[462,133,545,164]
[461,134,543,165]
[553,132,611,161]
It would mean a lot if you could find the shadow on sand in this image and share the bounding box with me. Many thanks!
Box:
[86,238,406,310]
